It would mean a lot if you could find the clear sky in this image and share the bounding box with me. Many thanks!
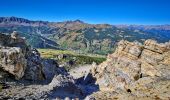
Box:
[0,0,170,25]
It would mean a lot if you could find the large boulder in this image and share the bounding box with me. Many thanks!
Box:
[0,32,28,80]
[91,40,170,99]
[0,47,27,79]
[42,58,68,82]
[48,74,82,96]
[24,49,45,80]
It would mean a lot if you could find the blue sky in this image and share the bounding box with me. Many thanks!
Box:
[0,0,170,25]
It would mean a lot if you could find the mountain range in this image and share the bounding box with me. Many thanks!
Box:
[0,16,170,55]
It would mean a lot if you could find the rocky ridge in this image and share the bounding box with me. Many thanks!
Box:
[89,39,170,99]
[0,16,48,26]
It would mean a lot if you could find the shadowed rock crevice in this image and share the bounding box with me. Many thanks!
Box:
[76,73,99,97]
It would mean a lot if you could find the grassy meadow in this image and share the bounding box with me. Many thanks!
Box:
[38,49,106,69]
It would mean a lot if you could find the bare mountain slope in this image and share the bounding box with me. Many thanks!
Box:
[0,17,170,55]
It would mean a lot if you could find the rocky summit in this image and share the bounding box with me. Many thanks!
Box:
[89,39,170,99]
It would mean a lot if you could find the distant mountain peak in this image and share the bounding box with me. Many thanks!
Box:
[63,19,85,24]
[74,19,84,23]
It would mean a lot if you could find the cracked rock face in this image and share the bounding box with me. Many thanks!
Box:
[91,39,170,99]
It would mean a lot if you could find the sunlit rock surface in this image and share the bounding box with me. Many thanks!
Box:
[90,40,170,100]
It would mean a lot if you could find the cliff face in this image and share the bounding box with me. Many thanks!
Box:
[91,39,170,99]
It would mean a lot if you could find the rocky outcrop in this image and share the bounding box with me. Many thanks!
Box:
[0,32,45,80]
[24,49,45,80]
[0,47,27,79]
[0,32,84,99]
[91,39,170,99]
[0,32,28,80]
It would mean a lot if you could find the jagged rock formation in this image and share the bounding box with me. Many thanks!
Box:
[0,32,83,99]
[90,40,170,99]
[0,32,61,81]
[0,31,44,80]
